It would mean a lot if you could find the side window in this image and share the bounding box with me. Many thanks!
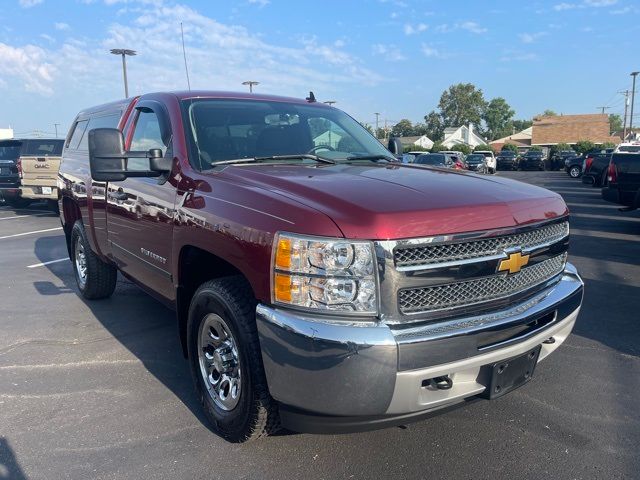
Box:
[68,120,88,150]
[78,113,122,152]
[129,110,169,170]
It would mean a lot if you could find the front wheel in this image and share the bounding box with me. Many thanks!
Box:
[569,166,581,178]
[71,221,117,299]
[187,277,279,442]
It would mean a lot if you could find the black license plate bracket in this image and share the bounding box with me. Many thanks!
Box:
[482,346,541,399]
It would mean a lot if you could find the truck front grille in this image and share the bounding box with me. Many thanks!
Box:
[394,221,569,268]
[398,253,567,314]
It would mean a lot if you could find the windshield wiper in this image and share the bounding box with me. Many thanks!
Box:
[344,154,397,163]
[211,154,335,166]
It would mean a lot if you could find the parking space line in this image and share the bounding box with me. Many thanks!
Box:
[0,227,63,240]
[0,214,50,221]
[27,258,69,269]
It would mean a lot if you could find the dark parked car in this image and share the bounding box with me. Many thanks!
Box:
[548,150,577,171]
[496,150,518,170]
[0,139,23,204]
[519,150,545,171]
[414,153,457,168]
[602,153,640,210]
[581,149,614,187]
[565,155,585,178]
[465,153,488,172]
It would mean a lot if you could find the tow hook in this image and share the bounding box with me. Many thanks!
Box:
[423,375,453,390]
[543,337,556,344]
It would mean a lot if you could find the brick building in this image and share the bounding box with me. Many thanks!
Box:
[531,114,619,146]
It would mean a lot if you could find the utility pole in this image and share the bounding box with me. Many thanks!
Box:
[374,112,380,137]
[597,106,610,114]
[620,90,630,140]
[54,123,60,138]
[110,49,137,98]
[242,81,259,93]
[630,71,639,135]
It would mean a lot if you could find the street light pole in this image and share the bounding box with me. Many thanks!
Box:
[374,112,380,136]
[630,71,639,135]
[110,49,137,98]
[242,81,259,93]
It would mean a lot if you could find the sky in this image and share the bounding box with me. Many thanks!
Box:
[1,0,638,137]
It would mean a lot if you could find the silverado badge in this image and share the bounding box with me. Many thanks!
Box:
[498,251,530,274]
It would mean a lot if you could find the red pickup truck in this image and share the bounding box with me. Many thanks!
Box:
[58,91,583,442]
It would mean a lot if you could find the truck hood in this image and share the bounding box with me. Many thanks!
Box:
[216,163,568,239]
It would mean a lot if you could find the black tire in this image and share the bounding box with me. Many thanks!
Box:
[70,221,117,299]
[569,166,581,178]
[187,277,279,442]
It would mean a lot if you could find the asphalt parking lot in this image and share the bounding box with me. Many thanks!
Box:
[1,171,639,480]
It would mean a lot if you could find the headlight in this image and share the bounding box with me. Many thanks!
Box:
[272,233,377,315]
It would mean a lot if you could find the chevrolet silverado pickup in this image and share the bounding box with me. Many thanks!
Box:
[58,91,583,442]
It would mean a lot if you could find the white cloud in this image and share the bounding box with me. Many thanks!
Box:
[372,43,406,62]
[0,43,57,95]
[459,21,487,34]
[421,43,449,59]
[554,0,617,10]
[54,22,70,31]
[247,0,269,6]
[435,22,486,34]
[19,0,43,7]
[519,31,548,43]
[403,23,427,35]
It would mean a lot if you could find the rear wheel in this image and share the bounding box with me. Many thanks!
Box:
[569,166,581,178]
[71,221,117,299]
[187,277,279,442]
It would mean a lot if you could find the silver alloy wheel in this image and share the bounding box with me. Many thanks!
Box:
[198,313,242,411]
[569,166,580,178]
[74,236,87,289]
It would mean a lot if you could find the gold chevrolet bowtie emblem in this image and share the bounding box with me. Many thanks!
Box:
[498,251,530,274]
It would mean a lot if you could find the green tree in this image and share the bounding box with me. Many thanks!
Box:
[359,122,374,135]
[473,144,494,152]
[391,119,415,137]
[529,145,543,152]
[501,143,519,153]
[483,97,515,140]
[423,111,445,141]
[541,109,557,117]
[512,119,533,132]
[601,141,617,149]
[403,145,429,153]
[375,127,387,139]
[430,141,445,152]
[574,140,595,155]
[438,83,487,128]
[609,114,623,134]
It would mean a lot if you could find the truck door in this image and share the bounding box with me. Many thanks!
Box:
[106,101,176,301]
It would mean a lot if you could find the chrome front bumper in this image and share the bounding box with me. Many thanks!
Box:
[256,263,583,419]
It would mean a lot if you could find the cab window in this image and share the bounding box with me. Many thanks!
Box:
[68,120,88,150]
[129,110,169,170]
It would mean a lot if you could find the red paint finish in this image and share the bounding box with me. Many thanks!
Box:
[59,90,570,307]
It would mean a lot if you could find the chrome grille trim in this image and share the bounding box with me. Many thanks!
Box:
[398,254,567,314]
[394,221,569,269]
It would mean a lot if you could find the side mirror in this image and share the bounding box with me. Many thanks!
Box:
[387,137,403,156]
[89,128,172,182]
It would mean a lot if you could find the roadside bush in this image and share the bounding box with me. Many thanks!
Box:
[501,144,518,153]
[403,145,429,153]
[450,144,472,155]
[430,142,445,152]
[529,145,543,152]
[473,144,494,152]
[600,142,617,149]
[573,140,595,155]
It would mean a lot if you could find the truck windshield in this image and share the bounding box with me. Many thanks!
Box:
[182,98,391,170]
[0,141,22,160]
[414,154,445,165]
